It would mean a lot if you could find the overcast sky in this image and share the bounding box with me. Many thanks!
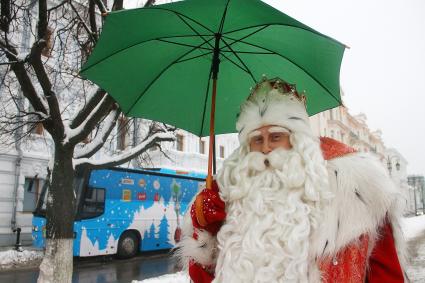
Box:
[262,0,425,175]
[127,0,425,175]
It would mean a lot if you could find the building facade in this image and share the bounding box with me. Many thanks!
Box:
[408,175,425,215]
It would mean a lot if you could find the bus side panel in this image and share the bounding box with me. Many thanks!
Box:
[32,216,46,249]
[75,169,204,256]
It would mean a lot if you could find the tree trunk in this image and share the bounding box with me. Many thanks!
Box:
[38,144,75,283]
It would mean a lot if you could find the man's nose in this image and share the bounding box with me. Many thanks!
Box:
[262,141,272,154]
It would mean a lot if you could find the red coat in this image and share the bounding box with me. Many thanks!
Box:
[188,138,404,283]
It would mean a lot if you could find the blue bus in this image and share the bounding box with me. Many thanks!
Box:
[32,167,205,258]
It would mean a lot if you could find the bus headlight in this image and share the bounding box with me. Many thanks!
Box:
[32,226,39,232]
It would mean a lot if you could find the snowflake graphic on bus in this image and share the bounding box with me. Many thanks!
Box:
[32,168,205,257]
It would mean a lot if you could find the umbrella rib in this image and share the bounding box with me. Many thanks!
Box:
[221,50,275,54]
[219,52,252,74]
[220,37,257,82]
[223,37,341,103]
[221,24,270,50]
[126,37,216,115]
[218,0,231,34]
[222,23,346,47]
[174,13,215,50]
[149,7,215,34]
[80,34,213,73]
[157,38,214,51]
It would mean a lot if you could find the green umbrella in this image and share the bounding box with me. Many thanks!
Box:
[80,0,345,188]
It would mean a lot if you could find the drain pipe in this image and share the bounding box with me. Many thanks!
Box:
[11,139,23,231]
[11,0,37,232]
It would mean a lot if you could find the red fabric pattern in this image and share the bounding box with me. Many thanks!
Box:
[189,261,214,283]
[320,137,357,160]
[319,235,369,283]
[367,221,404,283]
[190,180,226,235]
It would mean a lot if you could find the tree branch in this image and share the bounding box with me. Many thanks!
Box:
[26,0,65,139]
[112,0,123,11]
[1,40,48,116]
[144,0,156,7]
[73,108,120,159]
[67,95,115,145]
[0,0,11,32]
[69,1,97,45]
[88,0,98,42]
[74,131,175,170]
[70,88,106,129]
[93,0,108,15]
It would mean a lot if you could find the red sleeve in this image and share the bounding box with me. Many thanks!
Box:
[367,222,404,283]
[191,180,226,235]
[189,261,215,283]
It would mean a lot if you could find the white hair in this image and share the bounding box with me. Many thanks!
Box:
[214,132,333,283]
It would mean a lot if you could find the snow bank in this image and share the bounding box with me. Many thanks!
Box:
[131,271,189,283]
[0,249,43,269]
[401,215,425,239]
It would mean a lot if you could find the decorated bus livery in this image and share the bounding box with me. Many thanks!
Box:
[32,168,205,257]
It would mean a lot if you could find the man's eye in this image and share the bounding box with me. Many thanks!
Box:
[271,134,283,141]
[252,137,263,144]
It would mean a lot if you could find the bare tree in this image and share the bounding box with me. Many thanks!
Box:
[0,1,173,282]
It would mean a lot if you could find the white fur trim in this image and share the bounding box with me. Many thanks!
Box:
[311,152,405,261]
[236,87,311,144]
[268,126,290,134]
[175,198,218,269]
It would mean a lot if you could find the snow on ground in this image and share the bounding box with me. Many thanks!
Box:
[131,271,189,283]
[0,249,43,270]
[401,215,425,239]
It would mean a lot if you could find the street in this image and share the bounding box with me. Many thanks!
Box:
[1,232,425,283]
[0,251,179,283]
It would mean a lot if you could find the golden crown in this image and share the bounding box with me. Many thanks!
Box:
[248,76,307,106]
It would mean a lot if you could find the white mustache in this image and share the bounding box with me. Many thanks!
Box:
[244,148,306,189]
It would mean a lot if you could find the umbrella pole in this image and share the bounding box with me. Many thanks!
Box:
[194,77,217,228]
[194,34,220,228]
[206,78,217,190]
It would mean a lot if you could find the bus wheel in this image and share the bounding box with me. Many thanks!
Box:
[117,231,139,259]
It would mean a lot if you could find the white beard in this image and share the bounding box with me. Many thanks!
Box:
[214,133,333,283]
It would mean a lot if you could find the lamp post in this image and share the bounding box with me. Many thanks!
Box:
[386,155,400,176]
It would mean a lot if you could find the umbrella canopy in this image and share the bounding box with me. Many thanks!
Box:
[80,0,345,137]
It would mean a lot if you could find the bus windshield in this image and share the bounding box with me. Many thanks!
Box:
[33,168,88,217]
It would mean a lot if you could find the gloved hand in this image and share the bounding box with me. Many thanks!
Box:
[191,181,226,235]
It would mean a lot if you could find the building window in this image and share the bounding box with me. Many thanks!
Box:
[199,140,206,154]
[219,145,225,158]
[23,177,44,212]
[117,116,128,150]
[176,134,184,151]
[330,130,334,138]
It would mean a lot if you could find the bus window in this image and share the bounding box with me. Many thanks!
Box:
[79,188,105,219]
